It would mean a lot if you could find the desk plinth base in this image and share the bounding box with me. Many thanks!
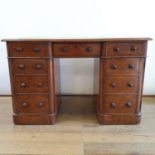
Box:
[96,111,141,125]
[13,114,56,125]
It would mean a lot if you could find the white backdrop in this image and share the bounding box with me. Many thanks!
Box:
[0,0,155,95]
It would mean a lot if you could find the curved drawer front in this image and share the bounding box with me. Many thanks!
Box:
[102,58,140,75]
[11,59,49,75]
[14,95,50,113]
[101,94,137,113]
[53,43,101,57]
[103,76,138,93]
[7,42,49,57]
[13,76,49,93]
[104,42,146,57]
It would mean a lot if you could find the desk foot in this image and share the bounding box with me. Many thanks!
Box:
[97,111,141,125]
[13,113,56,125]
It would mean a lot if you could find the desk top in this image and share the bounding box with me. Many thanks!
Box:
[1,38,152,42]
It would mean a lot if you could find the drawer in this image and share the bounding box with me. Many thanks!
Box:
[7,42,49,57]
[103,42,146,57]
[103,76,138,93]
[102,58,140,75]
[13,76,49,93]
[101,94,137,113]
[10,59,49,75]
[53,43,101,57]
[13,95,50,113]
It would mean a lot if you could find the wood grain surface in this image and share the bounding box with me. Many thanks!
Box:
[0,96,155,155]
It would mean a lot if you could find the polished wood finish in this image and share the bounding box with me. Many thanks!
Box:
[2,38,151,125]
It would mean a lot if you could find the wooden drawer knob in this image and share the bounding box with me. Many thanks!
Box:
[37,102,44,107]
[61,47,68,52]
[21,102,28,107]
[113,47,120,52]
[127,82,133,87]
[128,64,135,69]
[111,102,116,108]
[125,102,132,107]
[33,48,40,52]
[130,46,138,51]
[86,47,92,52]
[37,82,43,87]
[111,64,118,69]
[18,64,25,69]
[16,47,23,52]
[35,64,43,69]
[20,82,27,88]
[111,82,116,87]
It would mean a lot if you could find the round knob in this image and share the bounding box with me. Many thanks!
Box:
[37,102,44,107]
[130,46,138,51]
[21,102,28,107]
[33,48,40,52]
[20,82,27,88]
[111,102,116,108]
[61,47,68,52]
[128,64,135,69]
[18,64,25,69]
[127,82,133,87]
[111,64,118,69]
[86,47,92,52]
[37,82,43,87]
[35,64,43,69]
[111,82,116,87]
[16,47,23,52]
[125,102,132,107]
[113,47,120,52]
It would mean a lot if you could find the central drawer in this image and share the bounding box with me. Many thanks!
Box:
[53,43,101,57]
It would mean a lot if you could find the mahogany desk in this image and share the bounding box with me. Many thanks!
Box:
[2,38,152,125]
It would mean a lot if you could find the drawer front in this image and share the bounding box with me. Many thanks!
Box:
[103,76,138,93]
[7,42,49,57]
[102,58,140,75]
[10,59,49,75]
[104,42,146,57]
[13,95,50,113]
[13,76,49,93]
[53,43,100,57]
[101,94,137,113]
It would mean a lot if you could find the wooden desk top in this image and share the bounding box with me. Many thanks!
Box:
[1,38,152,42]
